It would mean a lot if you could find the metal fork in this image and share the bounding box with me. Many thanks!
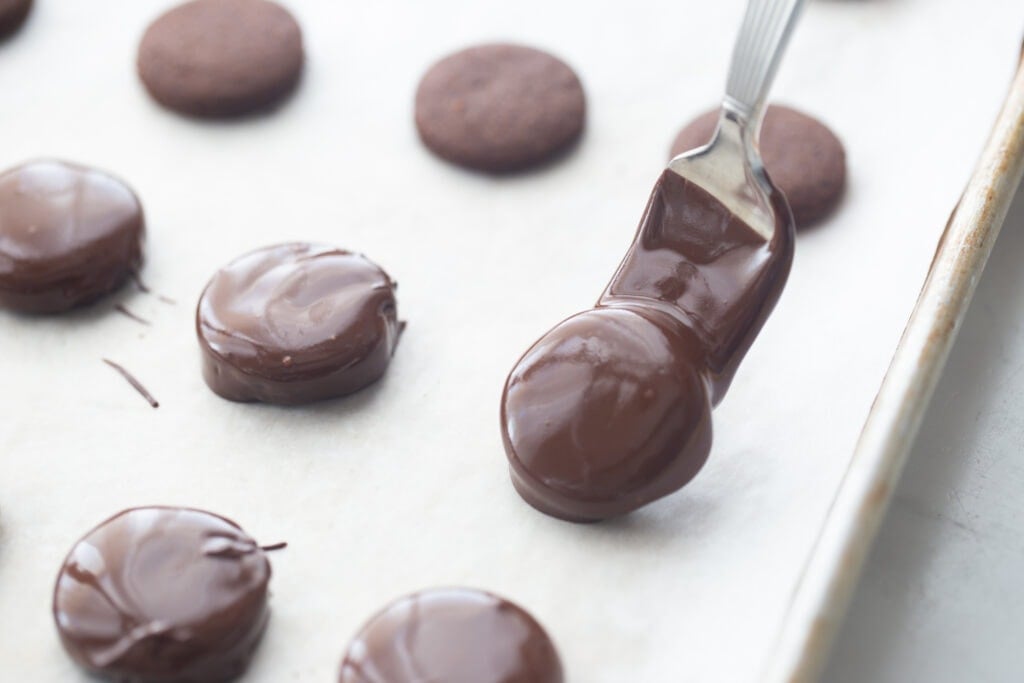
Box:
[669,0,807,240]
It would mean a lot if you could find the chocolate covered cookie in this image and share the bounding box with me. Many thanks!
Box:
[137,0,304,117]
[0,0,31,37]
[339,588,563,683]
[197,243,401,404]
[0,159,144,313]
[671,104,846,227]
[501,170,792,522]
[53,507,274,683]
[415,43,586,172]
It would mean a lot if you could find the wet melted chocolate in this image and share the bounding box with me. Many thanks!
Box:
[502,169,793,521]
[0,159,144,313]
[196,243,401,405]
[339,588,563,683]
[53,506,273,682]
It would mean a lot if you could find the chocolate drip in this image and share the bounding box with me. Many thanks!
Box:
[601,171,791,402]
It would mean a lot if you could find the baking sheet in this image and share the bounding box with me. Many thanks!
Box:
[765,49,1024,683]
[823,181,1024,683]
[0,1,1021,680]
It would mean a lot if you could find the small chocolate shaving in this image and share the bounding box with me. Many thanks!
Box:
[102,359,159,408]
[131,272,151,293]
[260,542,288,552]
[132,271,176,305]
[114,304,151,326]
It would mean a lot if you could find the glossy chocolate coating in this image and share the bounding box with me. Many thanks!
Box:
[339,588,563,683]
[53,507,272,683]
[502,169,793,521]
[0,159,144,313]
[504,306,714,522]
[601,171,791,403]
[196,243,400,404]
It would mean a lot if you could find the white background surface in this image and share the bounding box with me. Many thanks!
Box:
[825,180,1024,683]
[0,1,1020,681]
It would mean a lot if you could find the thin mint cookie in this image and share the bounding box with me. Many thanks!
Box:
[53,507,275,682]
[0,159,144,314]
[671,104,846,227]
[137,0,304,118]
[340,588,564,683]
[415,43,586,173]
[196,243,402,405]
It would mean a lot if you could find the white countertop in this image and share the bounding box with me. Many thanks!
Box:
[824,179,1024,682]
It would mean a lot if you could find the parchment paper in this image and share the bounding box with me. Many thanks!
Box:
[1,1,1021,680]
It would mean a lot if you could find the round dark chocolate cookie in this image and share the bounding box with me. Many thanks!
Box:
[137,0,304,117]
[53,507,273,683]
[0,0,31,37]
[502,306,713,522]
[339,588,564,683]
[415,43,586,172]
[197,243,401,405]
[0,159,144,314]
[670,104,846,227]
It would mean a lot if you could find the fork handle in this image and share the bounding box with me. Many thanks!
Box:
[724,0,807,124]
